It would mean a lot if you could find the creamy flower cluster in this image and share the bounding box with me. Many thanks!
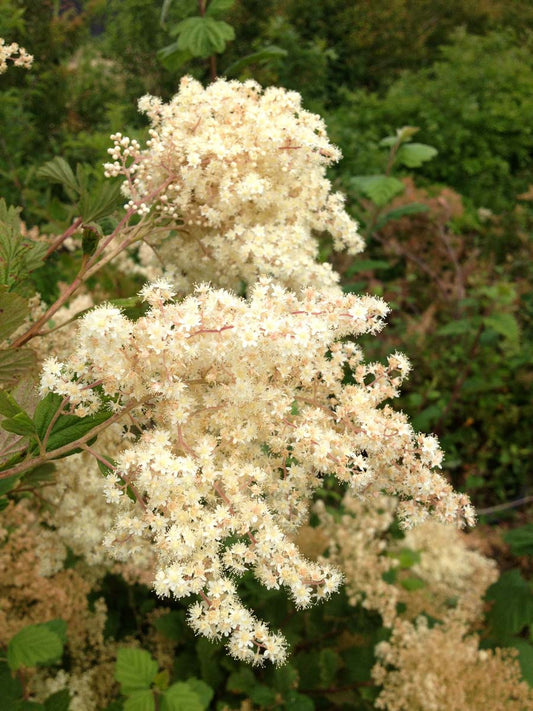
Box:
[103,77,363,292]
[0,38,33,74]
[40,278,473,664]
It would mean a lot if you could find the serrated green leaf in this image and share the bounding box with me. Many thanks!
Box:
[124,690,155,711]
[44,410,112,452]
[396,143,438,168]
[486,570,533,638]
[161,682,203,711]
[0,349,36,387]
[115,648,158,694]
[43,619,67,644]
[2,410,36,436]
[224,45,287,77]
[206,0,235,16]
[0,292,29,342]
[503,525,533,557]
[0,388,23,417]
[0,200,47,291]
[37,158,79,196]
[7,624,63,671]
[174,16,234,57]
[44,688,70,711]
[79,180,123,223]
[186,679,213,709]
[319,648,340,687]
[351,175,405,207]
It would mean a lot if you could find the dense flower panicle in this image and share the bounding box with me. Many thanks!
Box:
[0,38,33,73]
[41,279,474,663]
[373,619,533,711]
[103,77,364,292]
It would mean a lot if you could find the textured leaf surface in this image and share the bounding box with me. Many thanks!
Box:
[0,349,36,386]
[0,291,28,342]
[396,143,438,167]
[161,682,203,711]
[351,175,405,207]
[7,624,63,670]
[115,648,158,693]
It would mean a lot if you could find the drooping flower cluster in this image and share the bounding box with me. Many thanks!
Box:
[40,278,474,664]
[0,38,33,74]
[103,77,363,292]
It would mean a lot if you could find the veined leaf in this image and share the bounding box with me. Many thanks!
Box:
[351,175,404,207]
[0,474,21,496]
[7,624,63,671]
[0,388,24,417]
[33,392,64,441]
[124,690,155,711]
[0,348,36,386]
[186,679,213,709]
[79,180,123,223]
[115,648,158,694]
[37,157,79,197]
[1,410,36,436]
[161,682,205,711]
[44,410,112,453]
[173,16,234,57]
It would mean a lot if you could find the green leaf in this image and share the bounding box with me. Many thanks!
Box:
[437,319,473,337]
[319,648,340,687]
[115,648,158,694]
[250,685,277,706]
[206,0,236,16]
[508,639,533,685]
[43,619,67,644]
[227,668,255,695]
[375,203,429,230]
[503,525,533,557]
[0,388,24,417]
[483,313,520,345]
[173,16,234,57]
[157,42,192,71]
[224,46,287,77]
[351,175,405,207]
[400,576,426,591]
[161,682,203,711]
[272,663,298,694]
[0,291,28,342]
[186,679,213,709]
[1,410,36,436]
[395,143,438,168]
[0,661,23,703]
[7,624,63,671]
[37,158,79,197]
[33,392,64,441]
[396,548,421,569]
[345,259,390,277]
[44,410,112,453]
[44,689,70,711]
[379,126,419,147]
[153,669,170,691]
[0,474,20,495]
[123,690,155,711]
[0,349,36,387]
[284,691,315,710]
[79,180,123,223]
[486,570,533,638]
[154,611,186,641]
[0,200,47,292]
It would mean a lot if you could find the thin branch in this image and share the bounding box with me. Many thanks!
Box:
[477,495,533,516]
